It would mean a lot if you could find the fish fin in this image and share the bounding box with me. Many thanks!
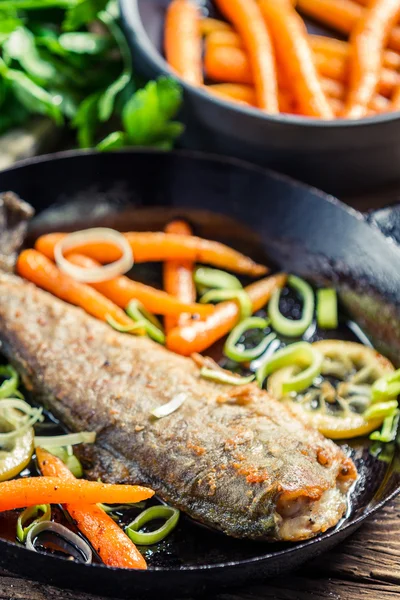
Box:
[75,443,145,485]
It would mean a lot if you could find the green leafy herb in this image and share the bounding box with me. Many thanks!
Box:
[121,78,184,148]
[0,0,183,150]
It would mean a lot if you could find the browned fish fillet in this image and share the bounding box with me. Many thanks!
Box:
[0,272,357,541]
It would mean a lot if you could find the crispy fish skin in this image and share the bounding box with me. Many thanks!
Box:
[0,273,357,541]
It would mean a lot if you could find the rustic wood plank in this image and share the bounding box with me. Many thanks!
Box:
[0,495,399,600]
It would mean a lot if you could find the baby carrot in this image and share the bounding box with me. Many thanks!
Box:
[167,273,287,355]
[204,43,253,84]
[259,0,333,119]
[0,477,154,512]
[36,448,147,570]
[35,232,268,277]
[314,51,400,98]
[16,249,141,331]
[207,30,243,49]
[200,17,233,36]
[391,85,400,110]
[206,83,257,106]
[165,0,203,85]
[207,40,400,98]
[343,0,400,118]
[214,0,279,112]
[310,34,400,71]
[66,253,212,318]
[297,0,400,52]
[163,220,196,332]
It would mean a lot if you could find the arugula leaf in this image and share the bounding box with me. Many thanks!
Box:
[122,78,183,147]
[62,0,108,31]
[4,27,57,80]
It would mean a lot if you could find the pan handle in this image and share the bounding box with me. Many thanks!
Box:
[366,204,400,244]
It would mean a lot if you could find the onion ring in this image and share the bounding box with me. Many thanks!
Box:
[54,228,133,283]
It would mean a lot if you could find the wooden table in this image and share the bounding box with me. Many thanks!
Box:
[1,494,399,600]
[1,178,399,600]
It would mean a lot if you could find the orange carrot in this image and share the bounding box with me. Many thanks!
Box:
[207,30,243,49]
[35,232,268,277]
[16,250,143,331]
[165,0,203,85]
[206,83,257,106]
[321,77,346,100]
[310,34,400,72]
[297,0,400,52]
[343,0,400,118]
[204,26,400,73]
[205,86,253,106]
[391,83,400,109]
[259,0,333,118]
[163,220,196,332]
[36,448,146,570]
[214,0,279,112]
[205,40,400,99]
[200,17,233,35]
[314,51,400,98]
[167,273,287,355]
[320,77,389,111]
[65,253,212,318]
[0,477,154,512]
[204,43,253,84]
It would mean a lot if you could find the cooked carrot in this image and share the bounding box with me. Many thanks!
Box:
[369,93,390,112]
[205,26,400,73]
[310,34,400,72]
[205,86,253,106]
[343,0,400,118]
[258,0,333,118]
[391,81,400,110]
[167,273,287,355]
[321,77,346,100]
[165,0,203,85]
[207,83,257,106]
[35,232,268,277]
[207,34,400,98]
[65,253,212,318]
[200,17,233,35]
[203,45,387,109]
[314,51,400,98]
[36,448,146,570]
[204,43,253,84]
[297,0,400,52]
[16,250,143,331]
[207,30,243,49]
[320,77,389,111]
[214,0,279,112]
[163,220,196,332]
[0,477,153,512]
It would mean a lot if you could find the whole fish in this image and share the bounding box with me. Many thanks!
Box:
[0,195,356,541]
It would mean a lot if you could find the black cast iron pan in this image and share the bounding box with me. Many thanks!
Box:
[0,149,400,598]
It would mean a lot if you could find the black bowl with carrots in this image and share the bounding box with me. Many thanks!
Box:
[120,0,400,195]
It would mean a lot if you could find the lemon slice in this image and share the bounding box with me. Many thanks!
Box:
[267,340,395,439]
